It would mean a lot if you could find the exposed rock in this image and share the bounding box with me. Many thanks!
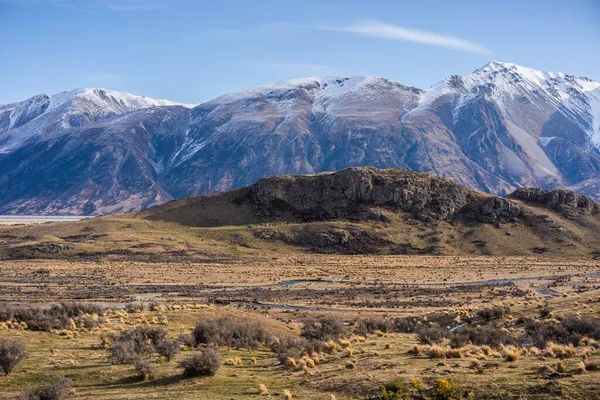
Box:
[6,242,74,259]
[356,209,392,223]
[509,188,598,215]
[251,167,483,222]
[252,224,391,254]
[466,197,523,223]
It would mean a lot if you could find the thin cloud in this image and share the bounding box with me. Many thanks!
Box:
[315,20,493,55]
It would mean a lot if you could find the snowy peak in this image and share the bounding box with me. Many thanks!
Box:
[424,61,600,150]
[1,87,190,131]
[47,87,187,113]
[0,88,192,152]
[209,75,422,105]
[464,61,600,97]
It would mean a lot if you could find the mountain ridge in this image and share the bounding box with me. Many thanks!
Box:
[1,61,600,215]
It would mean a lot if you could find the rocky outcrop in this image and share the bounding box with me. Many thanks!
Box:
[509,188,598,215]
[251,167,483,222]
[466,197,523,223]
[249,167,530,223]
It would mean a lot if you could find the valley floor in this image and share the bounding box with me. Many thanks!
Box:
[1,255,599,399]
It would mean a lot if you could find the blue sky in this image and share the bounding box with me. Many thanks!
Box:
[1,0,599,104]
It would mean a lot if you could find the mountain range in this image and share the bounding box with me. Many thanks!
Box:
[1,61,599,215]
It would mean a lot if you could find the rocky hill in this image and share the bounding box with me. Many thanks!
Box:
[0,167,599,258]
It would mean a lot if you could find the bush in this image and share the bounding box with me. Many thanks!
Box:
[522,320,577,348]
[475,306,510,323]
[177,333,196,347]
[503,346,521,362]
[417,324,445,345]
[300,317,347,341]
[354,317,393,337]
[270,335,322,363]
[562,316,600,340]
[0,303,105,332]
[193,316,272,349]
[379,380,408,400]
[17,377,71,400]
[107,326,171,364]
[178,348,221,377]
[0,338,27,375]
[134,358,155,381]
[108,338,139,364]
[155,338,180,361]
[448,325,515,349]
[431,378,462,400]
[392,317,418,333]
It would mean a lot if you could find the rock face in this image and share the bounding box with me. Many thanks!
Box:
[509,188,598,215]
[1,61,600,215]
[466,197,523,223]
[248,167,529,223]
[250,167,482,221]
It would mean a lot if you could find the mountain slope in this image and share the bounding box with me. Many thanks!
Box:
[1,62,600,215]
[0,89,191,214]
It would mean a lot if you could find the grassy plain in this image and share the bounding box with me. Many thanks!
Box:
[1,252,599,399]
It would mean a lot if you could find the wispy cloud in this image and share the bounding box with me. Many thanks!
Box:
[245,62,337,76]
[314,20,492,55]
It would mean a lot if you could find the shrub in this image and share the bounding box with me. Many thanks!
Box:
[108,338,139,364]
[523,320,577,348]
[177,333,196,348]
[0,303,105,332]
[193,316,271,349]
[417,324,445,345]
[379,380,408,400]
[155,338,180,362]
[562,316,600,340]
[301,317,347,341]
[503,346,521,362]
[354,317,393,337]
[0,338,27,375]
[17,377,71,400]
[392,317,418,333]
[449,325,515,349]
[431,378,462,400]
[427,344,446,359]
[270,335,321,363]
[475,306,510,323]
[107,326,170,364]
[522,315,600,348]
[178,348,221,377]
[134,358,155,381]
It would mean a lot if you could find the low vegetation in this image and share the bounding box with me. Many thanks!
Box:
[0,254,599,399]
[0,302,105,332]
[17,377,71,400]
[0,338,27,375]
[178,348,222,377]
[192,316,272,349]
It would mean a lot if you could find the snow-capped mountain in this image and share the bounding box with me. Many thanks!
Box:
[1,62,599,215]
[0,88,187,152]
